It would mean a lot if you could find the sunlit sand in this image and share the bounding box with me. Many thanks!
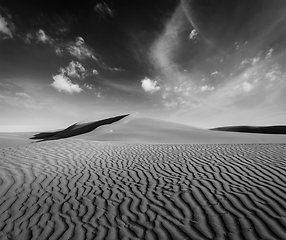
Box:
[1,115,286,239]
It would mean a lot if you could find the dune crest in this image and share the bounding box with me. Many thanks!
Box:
[73,116,286,144]
[1,115,286,150]
[30,114,129,140]
[211,125,286,135]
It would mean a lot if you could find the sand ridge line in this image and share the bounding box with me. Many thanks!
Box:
[0,139,286,239]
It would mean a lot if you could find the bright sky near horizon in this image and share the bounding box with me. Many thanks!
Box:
[0,0,286,131]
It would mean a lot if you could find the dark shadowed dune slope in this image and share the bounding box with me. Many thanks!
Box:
[211,125,286,134]
[30,114,129,140]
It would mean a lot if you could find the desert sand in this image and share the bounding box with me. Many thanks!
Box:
[0,116,286,239]
[0,132,36,149]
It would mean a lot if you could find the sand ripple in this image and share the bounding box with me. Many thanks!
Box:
[0,140,286,239]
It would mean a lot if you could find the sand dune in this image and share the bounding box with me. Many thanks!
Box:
[211,125,286,135]
[0,139,286,239]
[73,116,286,144]
[1,116,286,150]
[1,115,286,239]
[30,114,129,140]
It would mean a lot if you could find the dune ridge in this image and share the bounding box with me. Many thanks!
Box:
[1,116,286,150]
[30,114,129,140]
[73,116,286,144]
[211,125,286,135]
[0,139,286,239]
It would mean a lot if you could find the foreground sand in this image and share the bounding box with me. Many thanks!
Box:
[1,139,286,240]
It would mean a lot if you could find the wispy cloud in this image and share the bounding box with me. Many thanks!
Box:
[17,22,122,72]
[22,31,95,61]
[0,92,45,109]
[148,0,286,123]
[94,2,114,17]
[241,82,253,92]
[24,33,33,44]
[83,83,93,90]
[0,80,47,109]
[0,13,14,39]
[95,91,103,98]
[65,36,95,60]
[55,46,64,55]
[58,36,122,71]
[14,92,46,109]
[141,77,160,93]
[82,83,103,96]
[23,29,54,45]
[36,29,54,44]
[62,61,87,79]
[51,74,83,94]
[150,5,185,72]
[149,5,204,110]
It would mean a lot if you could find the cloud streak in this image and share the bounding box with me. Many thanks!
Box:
[0,13,13,39]
[94,2,114,17]
[23,29,54,45]
[36,29,54,44]
[147,0,286,127]
[65,37,95,60]
[0,80,48,109]
[55,36,122,71]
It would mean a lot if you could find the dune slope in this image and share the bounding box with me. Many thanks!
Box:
[73,116,286,144]
[30,114,129,140]
[211,125,286,135]
[0,140,286,239]
[1,115,286,149]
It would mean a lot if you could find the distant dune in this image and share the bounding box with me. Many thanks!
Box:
[1,115,286,149]
[211,125,286,134]
[0,132,36,149]
[72,115,286,144]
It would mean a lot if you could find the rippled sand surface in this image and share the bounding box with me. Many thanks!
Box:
[1,139,286,240]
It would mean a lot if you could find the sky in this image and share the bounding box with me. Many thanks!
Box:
[0,0,286,131]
